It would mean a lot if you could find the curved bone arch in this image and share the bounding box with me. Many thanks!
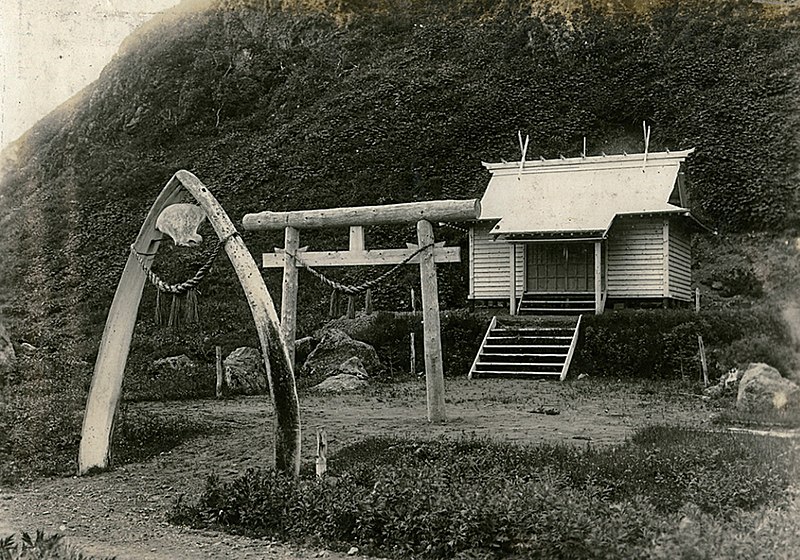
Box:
[78,171,301,476]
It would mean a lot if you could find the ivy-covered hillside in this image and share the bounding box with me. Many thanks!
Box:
[0,0,798,358]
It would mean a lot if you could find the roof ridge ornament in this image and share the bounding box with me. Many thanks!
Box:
[642,120,652,172]
[517,131,529,180]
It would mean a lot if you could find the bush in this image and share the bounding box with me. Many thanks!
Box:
[574,306,796,380]
[0,531,115,560]
[171,427,799,559]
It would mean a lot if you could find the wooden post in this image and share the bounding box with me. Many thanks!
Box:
[215,346,224,398]
[281,226,300,367]
[329,289,338,318]
[417,219,446,423]
[365,289,373,315]
[698,335,709,387]
[695,288,701,312]
[315,428,327,478]
[594,240,603,315]
[509,243,517,316]
[410,332,416,375]
[347,295,355,319]
[411,287,417,313]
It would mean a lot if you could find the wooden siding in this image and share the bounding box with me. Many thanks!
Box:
[606,218,666,298]
[668,222,692,301]
[470,223,524,299]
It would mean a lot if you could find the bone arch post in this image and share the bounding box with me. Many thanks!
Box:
[78,170,301,476]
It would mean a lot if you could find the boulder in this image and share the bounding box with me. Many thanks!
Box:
[736,363,800,412]
[303,329,381,377]
[0,322,16,381]
[312,374,368,393]
[335,356,369,379]
[224,346,268,395]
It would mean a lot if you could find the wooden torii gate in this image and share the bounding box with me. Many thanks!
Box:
[242,199,481,423]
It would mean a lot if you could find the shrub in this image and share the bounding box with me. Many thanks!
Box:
[0,531,115,560]
[171,427,799,559]
[574,306,796,380]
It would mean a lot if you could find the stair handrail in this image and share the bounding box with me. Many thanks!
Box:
[560,314,582,381]
[468,315,497,379]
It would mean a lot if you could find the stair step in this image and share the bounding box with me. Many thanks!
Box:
[472,371,562,377]
[480,353,567,358]
[484,343,569,348]
[475,362,564,368]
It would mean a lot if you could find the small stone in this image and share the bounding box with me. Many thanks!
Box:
[347,546,359,556]
[59,525,67,531]
[312,374,368,393]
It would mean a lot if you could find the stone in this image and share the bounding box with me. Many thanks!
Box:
[736,363,800,412]
[312,374,368,393]
[0,322,16,381]
[335,356,369,379]
[154,354,193,370]
[302,329,382,377]
[224,346,268,395]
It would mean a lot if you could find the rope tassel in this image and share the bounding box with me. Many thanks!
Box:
[132,237,225,331]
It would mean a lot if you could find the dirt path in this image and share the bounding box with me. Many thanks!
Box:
[0,378,714,559]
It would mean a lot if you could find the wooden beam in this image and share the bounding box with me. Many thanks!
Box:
[281,227,300,368]
[243,199,481,230]
[417,219,446,423]
[594,241,603,315]
[509,243,517,315]
[263,246,460,268]
[349,226,365,251]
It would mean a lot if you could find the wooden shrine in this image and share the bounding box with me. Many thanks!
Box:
[242,199,481,423]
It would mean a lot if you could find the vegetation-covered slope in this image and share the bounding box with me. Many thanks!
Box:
[1,0,798,353]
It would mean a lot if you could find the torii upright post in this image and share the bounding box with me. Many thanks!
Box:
[416,219,445,422]
[242,199,481,424]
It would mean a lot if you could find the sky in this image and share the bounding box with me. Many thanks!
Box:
[0,0,182,150]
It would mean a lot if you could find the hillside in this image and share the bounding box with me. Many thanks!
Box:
[1,0,798,350]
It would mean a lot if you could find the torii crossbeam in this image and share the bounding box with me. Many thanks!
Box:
[242,199,481,423]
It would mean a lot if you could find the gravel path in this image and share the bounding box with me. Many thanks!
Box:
[0,378,713,559]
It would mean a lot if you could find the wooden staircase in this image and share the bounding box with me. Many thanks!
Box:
[468,315,581,380]
[517,292,595,315]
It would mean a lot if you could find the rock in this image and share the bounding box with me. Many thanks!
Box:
[347,546,359,556]
[0,322,17,380]
[736,363,800,412]
[336,356,369,379]
[224,347,268,395]
[154,354,193,370]
[312,374,368,393]
[303,329,382,377]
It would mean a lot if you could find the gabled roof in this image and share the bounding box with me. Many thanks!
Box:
[479,149,696,237]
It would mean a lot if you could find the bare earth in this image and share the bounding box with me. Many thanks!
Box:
[0,377,715,559]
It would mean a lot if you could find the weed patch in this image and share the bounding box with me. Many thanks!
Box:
[0,531,114,560]
[171,426,799,558]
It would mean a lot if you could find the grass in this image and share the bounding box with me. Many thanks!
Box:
[171,426,800,559]
[0,531,114,560]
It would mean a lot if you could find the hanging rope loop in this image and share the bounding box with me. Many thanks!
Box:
[285,242,435,296]
[131,238,223,295]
